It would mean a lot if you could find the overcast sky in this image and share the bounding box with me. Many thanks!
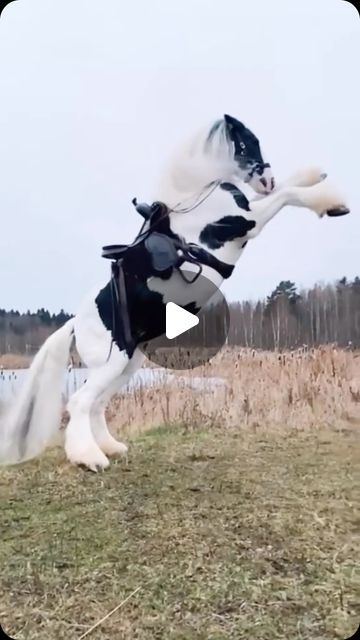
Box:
[0,0,359,313]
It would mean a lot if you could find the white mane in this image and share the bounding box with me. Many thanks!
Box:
[156,119,236,206]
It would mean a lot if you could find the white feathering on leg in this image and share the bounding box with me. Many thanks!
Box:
[298,178,349,217]
[282,167,327,189]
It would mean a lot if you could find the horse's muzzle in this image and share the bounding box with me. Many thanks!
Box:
[250,170,275,195]
[259,175,275,193]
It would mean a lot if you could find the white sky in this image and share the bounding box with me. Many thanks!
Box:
[0,0,359,312]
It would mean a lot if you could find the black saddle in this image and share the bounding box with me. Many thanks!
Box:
[102,233,180,274]
[102,200,180,273]
[101,197,234,359]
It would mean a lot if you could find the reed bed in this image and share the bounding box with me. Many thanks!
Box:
[107,346,360,437]
[0,353,32,370]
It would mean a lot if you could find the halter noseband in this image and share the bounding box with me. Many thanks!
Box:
[245,162,271,181]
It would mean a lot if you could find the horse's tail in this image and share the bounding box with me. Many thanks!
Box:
[0,318,75,466]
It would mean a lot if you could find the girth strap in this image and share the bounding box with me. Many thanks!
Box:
[111,260,135,358]
[182,244,234,280]
[102,236,234,280]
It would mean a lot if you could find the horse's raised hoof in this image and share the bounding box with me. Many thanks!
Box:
[326,206,350,217]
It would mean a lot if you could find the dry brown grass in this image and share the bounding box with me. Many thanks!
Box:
[107,346,360,439]
[0,350,83,370]
[0,353,32,369]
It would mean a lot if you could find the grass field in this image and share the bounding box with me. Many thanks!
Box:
[1,423,359,640]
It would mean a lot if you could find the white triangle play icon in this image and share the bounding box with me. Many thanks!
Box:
[166,302,199,339]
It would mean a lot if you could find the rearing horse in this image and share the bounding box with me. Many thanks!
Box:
[0,114,349,471]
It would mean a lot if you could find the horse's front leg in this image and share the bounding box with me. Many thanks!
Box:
[246,177,349,240]
[249,167,327,203]
[280,167,327,189]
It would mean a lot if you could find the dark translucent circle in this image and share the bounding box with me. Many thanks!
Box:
[140,271,230,370]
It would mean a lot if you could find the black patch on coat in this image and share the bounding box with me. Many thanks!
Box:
[220,182,250,211]
[199,216,256,250]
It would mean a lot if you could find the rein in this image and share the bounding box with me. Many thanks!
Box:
[170,180,221,214]
[131,179,222,240]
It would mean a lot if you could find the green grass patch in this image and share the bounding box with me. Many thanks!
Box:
[0,426,359,639]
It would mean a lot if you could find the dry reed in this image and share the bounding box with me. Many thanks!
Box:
[0,353,32,369]
[106,346,360,437]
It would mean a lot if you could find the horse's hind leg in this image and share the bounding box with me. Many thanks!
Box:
[90,349,145,457]
[90,400,128,457]
[65,348,141,471]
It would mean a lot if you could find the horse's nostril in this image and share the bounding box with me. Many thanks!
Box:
[271,177,275,190]
[260,177,267,188]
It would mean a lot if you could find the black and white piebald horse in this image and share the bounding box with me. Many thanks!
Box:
[0,114,349,471]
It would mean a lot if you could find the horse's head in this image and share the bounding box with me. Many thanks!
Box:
[224,114,275,195]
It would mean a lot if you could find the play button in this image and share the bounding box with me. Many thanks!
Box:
[140,270,230,370]
[166,302,199,339]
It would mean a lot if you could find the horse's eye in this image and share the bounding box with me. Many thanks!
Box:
[240,142,246,149]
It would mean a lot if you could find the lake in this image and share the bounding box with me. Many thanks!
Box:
[0,367,224,403]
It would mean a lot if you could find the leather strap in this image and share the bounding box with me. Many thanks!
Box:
[110,260,135,358]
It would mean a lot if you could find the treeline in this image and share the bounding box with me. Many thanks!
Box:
[0,308,72,354]
[228,277,360,349]
[1,277,360,354]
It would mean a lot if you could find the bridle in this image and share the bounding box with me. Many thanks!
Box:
[245,161,271,182]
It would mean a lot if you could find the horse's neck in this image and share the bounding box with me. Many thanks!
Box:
[156,126,235,205]
[155,129,249,269]
[167,185,248,267]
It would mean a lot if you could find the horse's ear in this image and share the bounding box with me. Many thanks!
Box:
[224,114,245,134]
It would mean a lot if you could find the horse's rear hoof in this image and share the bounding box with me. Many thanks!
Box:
[326,206,350,217]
